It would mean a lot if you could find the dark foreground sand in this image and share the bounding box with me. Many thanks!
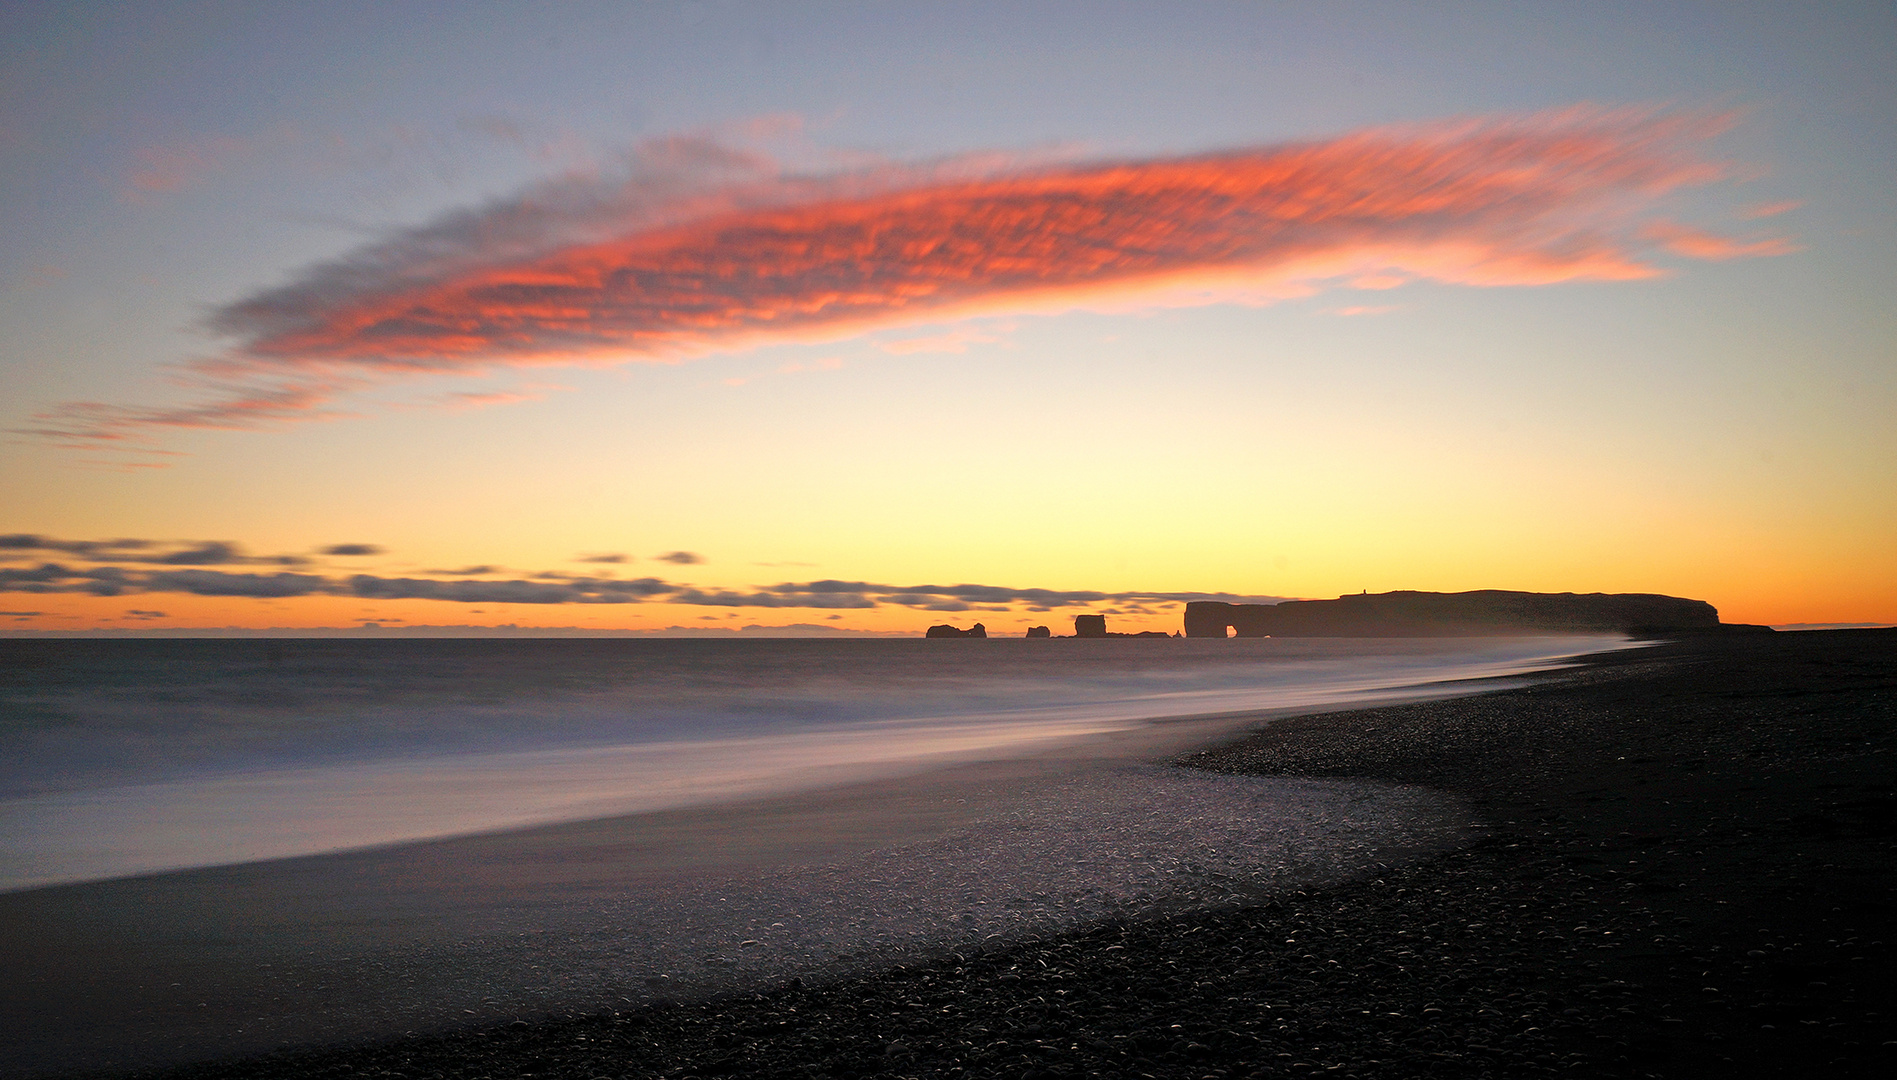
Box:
[19,629,1897,1078]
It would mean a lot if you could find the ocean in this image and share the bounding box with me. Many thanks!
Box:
[0,635,1625,893]
[0,633,1633,1073]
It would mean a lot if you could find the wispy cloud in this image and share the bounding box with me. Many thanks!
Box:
[31,107,1788,454]
[876,325,1010,355]
[416,387,550,412]
[21,376,361,448]
[1740,199,1803,220]
[122,135,249,201]
[1641,220,1800,261]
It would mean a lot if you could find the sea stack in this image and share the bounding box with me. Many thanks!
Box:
[925,622,988,638]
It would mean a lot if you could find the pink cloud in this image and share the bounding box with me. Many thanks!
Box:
[31,107,1787,454]
[1349,273,1408,291]
[1740,199,1803,220]
[421,388,549,412]
[23,377,355,449]
[1642,220,1800,261]
[122,136,248,201]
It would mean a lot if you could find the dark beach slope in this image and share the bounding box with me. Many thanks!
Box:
[128,629,1896,1079]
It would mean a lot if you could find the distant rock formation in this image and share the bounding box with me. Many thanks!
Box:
[1071,615,1172,639]
[925,622,987,638]
[1183,590,1726,638]
[1025,626,1051,638]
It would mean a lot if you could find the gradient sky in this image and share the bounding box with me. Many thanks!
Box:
[2,1,1892,635]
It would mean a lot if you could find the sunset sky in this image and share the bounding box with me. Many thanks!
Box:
[2,1,1892,635]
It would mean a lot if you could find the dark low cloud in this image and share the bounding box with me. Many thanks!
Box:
[150,542,243,565]
[667,580,1289,611]
[656,551,704,565]
[0,534,309,566]
[667,588,878,609]
[0,564,75,587]
[321,543,385,556]
[0,537,1287,615]
[0,534,155,559]
[346,574,676,605]
[143,569,330,598]
[576,553,629,564]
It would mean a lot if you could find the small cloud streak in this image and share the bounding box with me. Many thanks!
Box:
[30,107,1785,453]
[123,135,248,200]
[1740,199,1803,220]
[1642,220,1799,261]
[320,543,385,557]
[421,388,548,412]
[1325,304,1403,317]
[656,551,704,565]
[876,326,1008,355]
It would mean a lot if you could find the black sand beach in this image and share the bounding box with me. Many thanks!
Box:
[17,628,1897,1078]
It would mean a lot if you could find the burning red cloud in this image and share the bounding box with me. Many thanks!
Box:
[29,107,1791,450]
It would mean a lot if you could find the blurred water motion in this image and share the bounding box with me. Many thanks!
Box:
[0,635,1624,890]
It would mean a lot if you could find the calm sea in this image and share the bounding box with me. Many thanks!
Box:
[0,635,1623,891]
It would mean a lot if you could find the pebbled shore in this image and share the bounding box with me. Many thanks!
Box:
[117,629,1897,1078]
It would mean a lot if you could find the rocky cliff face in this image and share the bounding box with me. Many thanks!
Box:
[1184,590,1725,638]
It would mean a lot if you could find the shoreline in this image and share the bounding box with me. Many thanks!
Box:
[2,634,1617,895]
[11,629,1894,1078]
[0,673,1515,1076]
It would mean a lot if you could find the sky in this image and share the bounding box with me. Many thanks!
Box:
[1,0,1892,635]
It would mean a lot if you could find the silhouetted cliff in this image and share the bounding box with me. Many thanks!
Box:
[1184,590,1727,638]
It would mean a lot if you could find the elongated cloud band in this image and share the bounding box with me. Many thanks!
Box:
[0,534,1280,612]
[28,107,1789,449]
[0,565,1278,611]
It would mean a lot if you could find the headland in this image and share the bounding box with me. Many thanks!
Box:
[930,589,1762,640]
